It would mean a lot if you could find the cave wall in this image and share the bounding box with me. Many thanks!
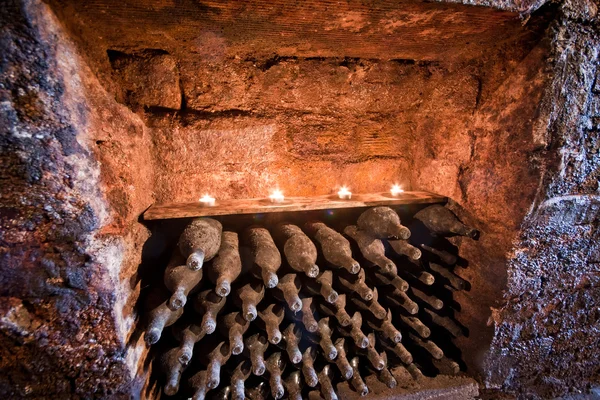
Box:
[0,0,153,397]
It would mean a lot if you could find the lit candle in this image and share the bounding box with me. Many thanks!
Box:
[338,186,352,200]
[269,189,285,203]
[390,184,404,197]
[199,194,216,207]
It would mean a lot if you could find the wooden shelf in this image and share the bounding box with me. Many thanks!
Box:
[143,191,447,221]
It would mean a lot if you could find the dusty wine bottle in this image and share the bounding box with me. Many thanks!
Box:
[433,357,461,375]
[300,297,319,332]
[234,280,265,322]
[338,312,369,348]
[257,303,284,344]
[311,317,337,361]
[273,273,302,312]
[420,244,457,265]
[230,360,251,400]
[302,346,319,387]
[164,250,203,310]
[380,337,413,364]
[423,308,464,337]
[408,333,444,359]
[245,226,282,288]
[357,207,411,240]
[429,262,467,290]
[369,352,397,389]
[318,364,338,400]
[414,204,479,239]
[318,293,352,327]
[173,322,208,365]
[266,352,286,400]
[305,221,360,274]
[400,315,431,338]
[245,333,268,376]
[389,238,422,260]
[283,323,303,364]
[350,287,387,320]
[349,357,369,396]
[219,311,250,355]
[204,341,231,389]
[161,347,186,396]
[189,370,209,400]
[410,287,443,310]
[337,268,374,301]
[315,270,339,303]
[406,363,424,379]
[194,289,226,335]
[388,287,419,315]
[334,338,354,380]
[344,225,397,274]
[369,269,408,292]
[274,223,319,278]
[245,381,269,400]
[365,309,402,343]
[178,218,223,270]
[359,333,385,370]
[145,300,184,345]
[284,371,303,400]
[208,231,242,297]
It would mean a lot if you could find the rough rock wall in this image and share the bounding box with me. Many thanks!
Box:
[0,0,153,397]
[483,2,600,398]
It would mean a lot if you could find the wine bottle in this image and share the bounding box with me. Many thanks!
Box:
[429,263,467,290]
[360,333,385,370]
[387,287,419,315]
[410,287,443,310]
[178,218,223,270]
[318,294,352,327]
[284,371,303,400]
[231,360,251,400]
[204,341,231,389]
[406,363,424,379]
[420,244,457,265]
[400,315,431,338]
[245,226,282,288]
[315,270,339,303]
[266,352,286,400]
[369,269,408,292]
[208,231,242,297]
[301,346,319,387]
[246,381,269,400]
[194,289,226,335]
[173,322,208,365]
[423,308,463,337]
[337,312,369,348]
[305,221,360,274]
[349,357,369,396]
[350,287,387,320]
[245,333,268,376]
[389,239,421,260]
[333,338,354,380]
[273,273,302,312]
[413,204,479,239]
[357,207,411,240]
[365,309,402,343]
[318,364,338,400]
[300,297,319,333]
[234,280,265,322]
[189,370,209,400]
[408,333,444,359]
[213,386,231,400]
[336,269,374,301]
[433,357,461,375]
[164,250,203,310]
[344,225,397,274]
[274,223,319,278]
[282,323,302,364]
[309,317,337,361]
[145,300,184,345]
[219,311,250,355]
[380,337,413,365]
[257,303,285,344]
[161,347,186,396]
[368,351,396,389]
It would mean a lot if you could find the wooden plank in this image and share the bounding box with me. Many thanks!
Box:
[143,191,447,220]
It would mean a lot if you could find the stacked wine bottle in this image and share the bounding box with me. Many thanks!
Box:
[144,204,479,399]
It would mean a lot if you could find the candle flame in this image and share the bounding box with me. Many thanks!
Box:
[338,186,351,195]
[391,184,404,196]
[269,189,285,202]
